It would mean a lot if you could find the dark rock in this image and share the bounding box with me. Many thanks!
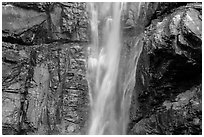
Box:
[129,3,202,135]
[130,85,202,135]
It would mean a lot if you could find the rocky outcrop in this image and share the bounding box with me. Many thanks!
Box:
[128,3,202,135]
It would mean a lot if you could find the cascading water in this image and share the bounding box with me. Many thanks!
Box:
[86,2,143,135]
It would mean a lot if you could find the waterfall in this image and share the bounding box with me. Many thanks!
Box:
[86,2,143,135]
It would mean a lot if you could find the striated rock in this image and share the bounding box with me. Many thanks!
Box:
[26,63,50,134]
[2,42,89,135]
[2,2,89,45]
[2,3,90,134]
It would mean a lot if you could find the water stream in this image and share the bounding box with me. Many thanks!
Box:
[86,2,143,135]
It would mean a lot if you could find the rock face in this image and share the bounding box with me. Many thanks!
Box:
[128,3,202,135]
[2,2,89,135]
[2,2,89,45]
[2,42,89,135]
[2,2,202,135]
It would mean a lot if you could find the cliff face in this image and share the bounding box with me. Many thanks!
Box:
[2,2,90,135]
[2,2,202,135]
[128,3,202,134]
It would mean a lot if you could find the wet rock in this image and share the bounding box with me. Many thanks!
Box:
[122,2,159,37]
[182,8,202,41]
[153,2,188,18]
[130,85,202,135]
[123,2,158,28]
[180,7,202,63]
[146,3,201,61]
[129,3,202,135]
[122,2,188,35]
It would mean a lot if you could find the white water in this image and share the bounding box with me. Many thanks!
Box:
[86,2,143,135]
